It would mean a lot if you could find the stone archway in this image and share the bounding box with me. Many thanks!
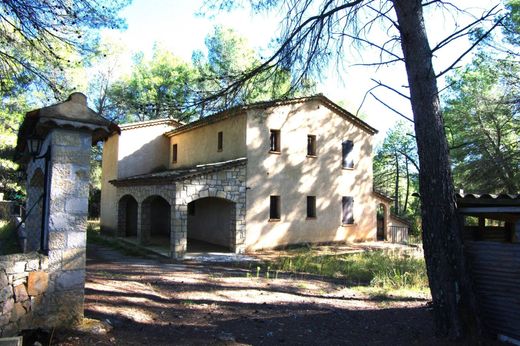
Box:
[118,195,138,237]
[141,195,171,246]
[186,197,235,252]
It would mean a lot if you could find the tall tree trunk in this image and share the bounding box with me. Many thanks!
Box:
[391,0,480,340]
[394,151,400,213]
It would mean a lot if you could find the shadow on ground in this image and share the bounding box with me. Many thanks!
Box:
[52,245,461,346]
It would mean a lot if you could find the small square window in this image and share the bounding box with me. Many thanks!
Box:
[307,135,316,156]
[217,131,223,151]
[172,144,178,163]
[307,196,316,218]
[270,129,281,153]
[269,195,281,220]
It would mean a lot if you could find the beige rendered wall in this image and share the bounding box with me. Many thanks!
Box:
[388,216,409,229]
[117,124,173,178]
[100,134,119,234]
[100,123,174,234]
[169,114,247,168]
[245,100,377,250]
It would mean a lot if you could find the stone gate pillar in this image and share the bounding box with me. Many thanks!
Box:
[15,92,119,326]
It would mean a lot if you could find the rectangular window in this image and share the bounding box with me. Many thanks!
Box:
[270,129,281,152]
[172,144,178,163]
[217,131,223,151]
[307,135,316,156]
[342,140,354,168]
[307,196,316,218]
[269,195,281,220]
[342,196,354,224]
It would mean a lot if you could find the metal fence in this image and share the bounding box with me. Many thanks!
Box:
[388,226,408,243]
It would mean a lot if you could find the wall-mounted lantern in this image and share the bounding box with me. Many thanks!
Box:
[27,136,43,158]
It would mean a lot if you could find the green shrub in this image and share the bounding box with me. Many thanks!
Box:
[0,219,21,255]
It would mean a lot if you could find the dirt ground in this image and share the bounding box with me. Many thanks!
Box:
[49,244,460,345]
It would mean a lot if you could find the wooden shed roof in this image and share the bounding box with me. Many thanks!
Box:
[456,193,520,222]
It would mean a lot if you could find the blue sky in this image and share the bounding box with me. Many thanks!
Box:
[98,0,502,143]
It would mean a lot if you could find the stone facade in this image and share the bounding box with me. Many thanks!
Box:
[0,251,83,337]
[0,129,90,337]
[9,92,114,337]
[24,142,47,252]
[114,163,247,257]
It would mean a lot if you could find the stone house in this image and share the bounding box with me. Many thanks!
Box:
[100,95,406,257]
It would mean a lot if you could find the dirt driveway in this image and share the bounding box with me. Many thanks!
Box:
[52,244,454,345]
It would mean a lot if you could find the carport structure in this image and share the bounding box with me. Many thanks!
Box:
[110,158,247,258]
[457,193,520,342]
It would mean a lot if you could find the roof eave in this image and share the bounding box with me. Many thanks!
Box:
[163,94,378,138]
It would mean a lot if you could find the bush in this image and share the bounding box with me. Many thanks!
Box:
[269,249,428,291]
[0,219,21,255]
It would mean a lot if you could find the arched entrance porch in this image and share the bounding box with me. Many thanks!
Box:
[117,195,138,237]
[186,197,235,252]
[141,195,171,246]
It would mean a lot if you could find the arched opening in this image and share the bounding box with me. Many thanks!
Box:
[377,203,386,241]
[118,195,138,237]
[187,197,235,252]
[141,195,171,246]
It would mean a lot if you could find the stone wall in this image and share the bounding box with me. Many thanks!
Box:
[176,164,247,254]
[0,129,89,337]
[113,162,247,257]
[7,92,115,337]
[24,137,48,252]
[0,251,83,337]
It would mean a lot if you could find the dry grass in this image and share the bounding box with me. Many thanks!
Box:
[255,246,429,297]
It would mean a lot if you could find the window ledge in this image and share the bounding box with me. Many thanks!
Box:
[269,150,281,155]
[268,218,281,222]
[217,149,223,152]
[306,155,317,158]
[341,223,356,227]
[306,217,317,220]
[342,166,355,170]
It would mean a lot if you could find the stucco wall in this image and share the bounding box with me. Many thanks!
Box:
[117,124,173,178]
[245,100,377,250]
[100,122,175,234]
[100,134,118,234]
[388,216,409,229]
[169,114,247,169]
